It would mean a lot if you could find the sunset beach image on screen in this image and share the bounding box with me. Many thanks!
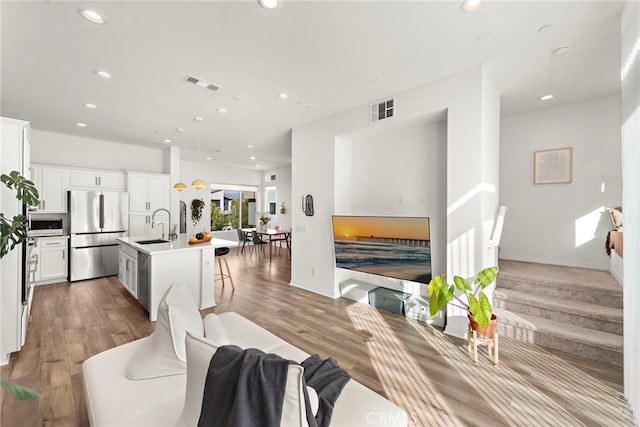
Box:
[332,216,431,284]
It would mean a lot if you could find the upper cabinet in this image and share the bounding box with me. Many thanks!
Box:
[30,165,69,213]
[128,173,170,212]
[69,168,126,191]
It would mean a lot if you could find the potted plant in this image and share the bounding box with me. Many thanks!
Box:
[0,170,41,400]
[257,212,270,231]
[427,266,499,338]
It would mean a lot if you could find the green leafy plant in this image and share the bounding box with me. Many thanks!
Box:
[0,380,42,400]
[427,266,499,328]
[0,171,41,400]
[191,198,205,226]
[1,171,39,259]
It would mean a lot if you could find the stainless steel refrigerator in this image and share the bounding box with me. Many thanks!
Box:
[69,190,128,281]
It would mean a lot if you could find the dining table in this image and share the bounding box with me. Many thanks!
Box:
[254,228,291,262]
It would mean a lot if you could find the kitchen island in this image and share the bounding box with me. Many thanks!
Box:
[117,235,238,321]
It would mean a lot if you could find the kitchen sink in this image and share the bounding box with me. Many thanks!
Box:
[135,239,169,245]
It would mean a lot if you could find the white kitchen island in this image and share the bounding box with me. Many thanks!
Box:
[117,235,237,321]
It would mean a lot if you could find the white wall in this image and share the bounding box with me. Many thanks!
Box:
[179,158,262,236]
[336,116,447,283]
[262,166,292,231]
[291,65,500,328]
[621,1,640,420]
[500,95,622,270]
[30,129,264,237]
[30,129,166,173]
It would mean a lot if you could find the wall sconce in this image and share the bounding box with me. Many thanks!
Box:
[302,194,314,216]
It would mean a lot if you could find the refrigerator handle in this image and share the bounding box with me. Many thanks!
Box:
[99,194,105,229]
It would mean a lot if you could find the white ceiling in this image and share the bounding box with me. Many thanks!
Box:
[0,1,625,170]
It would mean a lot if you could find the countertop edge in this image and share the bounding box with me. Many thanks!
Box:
[118,236,238,255]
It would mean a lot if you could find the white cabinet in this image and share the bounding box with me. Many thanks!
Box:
[128,212,160,238]
[128,173,170,212]
[33,237,68,284]
[118,244,138,297]
[128,173,170,237]
[1,116,30,364]
[30,165,68,213]
[69,168,125,191]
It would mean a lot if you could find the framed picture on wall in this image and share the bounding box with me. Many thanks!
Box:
[534,147,573,184]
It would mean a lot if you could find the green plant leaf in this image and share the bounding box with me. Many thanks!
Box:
[430,284,454,315]
[1,171,39,206]
[475,266,499,289]
[453,276,472,292]
[0,381,42,400]
[427,274,445,297]
[468,292,492,328]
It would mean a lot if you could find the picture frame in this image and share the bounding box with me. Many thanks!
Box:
[534,147,572,184]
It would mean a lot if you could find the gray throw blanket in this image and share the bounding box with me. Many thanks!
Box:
[302,354,351,427]
[198,345,292,427]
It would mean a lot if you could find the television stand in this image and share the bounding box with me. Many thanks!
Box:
[339,279,445,327]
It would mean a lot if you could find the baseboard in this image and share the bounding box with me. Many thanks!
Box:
[289,281,337,299]
[499,255,609,271]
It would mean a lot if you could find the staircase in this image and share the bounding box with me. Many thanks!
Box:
[494,259,623,367]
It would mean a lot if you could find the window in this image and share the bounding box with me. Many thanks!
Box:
[265,185,276,219]
[210,185,257,231]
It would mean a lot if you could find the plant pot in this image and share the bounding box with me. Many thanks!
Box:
[468,313,498,339]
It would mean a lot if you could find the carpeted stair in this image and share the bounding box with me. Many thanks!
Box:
[494,259,623,367]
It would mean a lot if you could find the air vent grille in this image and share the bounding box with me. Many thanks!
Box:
[183,75,221,91]
[370,97,395,123]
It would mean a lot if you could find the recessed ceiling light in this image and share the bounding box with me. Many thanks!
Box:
[176,128,184,133]
[233,96,244,101]
[553,45,571,56]
[163,139,172,143]
[257,0,281,10]
[76,122,87,128]
[277,93,288,100]
[460,0,483,12]
[217,108,227,114]
[540,94,554,101]
[79,9,105,24]
[94,70,112,79]
[205,156,212,160]
[84,103,97,109]
[193,116,203,122]
[250,156,256,160]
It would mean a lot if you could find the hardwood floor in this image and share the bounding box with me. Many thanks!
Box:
[1,251,634,426]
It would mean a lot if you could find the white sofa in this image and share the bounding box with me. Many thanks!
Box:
[82,285,407,426]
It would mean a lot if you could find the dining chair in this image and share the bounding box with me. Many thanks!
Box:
[272,225,286,254]
[236,229,251,255]
[251,231,267,260]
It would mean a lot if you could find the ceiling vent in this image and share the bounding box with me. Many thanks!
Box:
[370,97,395,123]
[183,75,221,92]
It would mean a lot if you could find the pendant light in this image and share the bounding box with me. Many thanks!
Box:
[173,127,187,191]
[192,116,207,190]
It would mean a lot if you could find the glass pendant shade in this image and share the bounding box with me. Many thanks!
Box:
[173,182,187,191]
[192,178,206,189]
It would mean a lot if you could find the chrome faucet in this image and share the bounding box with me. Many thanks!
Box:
[151,208,172,240]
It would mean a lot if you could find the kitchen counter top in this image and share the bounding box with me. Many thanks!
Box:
[118,235,238,255]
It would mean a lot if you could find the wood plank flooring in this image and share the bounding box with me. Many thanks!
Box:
[1,251,634,426]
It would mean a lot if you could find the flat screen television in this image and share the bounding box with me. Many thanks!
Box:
[332,215,431,284]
